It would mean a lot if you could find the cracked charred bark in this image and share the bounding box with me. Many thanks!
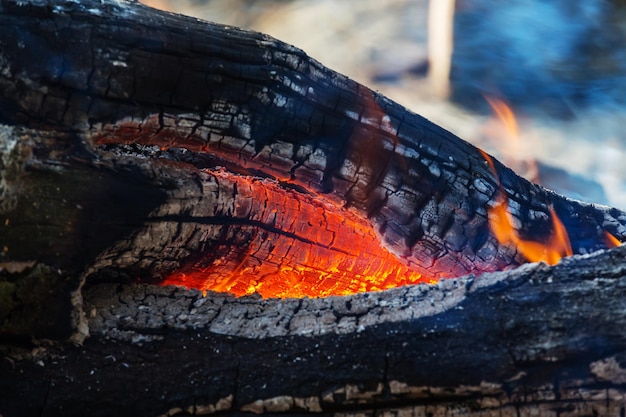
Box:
[5,249,626,417]
[2,0,626,416]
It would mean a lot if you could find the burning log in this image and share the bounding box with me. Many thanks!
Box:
[1,0,624,298]
[1,0,626,415]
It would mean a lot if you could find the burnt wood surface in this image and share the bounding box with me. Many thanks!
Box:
[4,247,626,417]
[2,0,626,416]
[0,0,624,284]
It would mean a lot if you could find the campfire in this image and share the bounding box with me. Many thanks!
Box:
[480,97,572,266]
[5,2,626,417]
[99,0,619,297]
[105,98,616,298]
[481,97,622,264]
[92,96,622,298]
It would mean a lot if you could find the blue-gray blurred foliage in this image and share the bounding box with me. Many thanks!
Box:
[451,0,626,117]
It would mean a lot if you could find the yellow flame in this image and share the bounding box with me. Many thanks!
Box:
[605,231,622,248]
[484,96,539,183]
[481,150,572,265]
[485,96,519,139]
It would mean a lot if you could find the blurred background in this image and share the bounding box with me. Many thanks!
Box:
[140,0,626,209]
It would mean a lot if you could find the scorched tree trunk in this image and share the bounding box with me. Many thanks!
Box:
[1,1,626,416]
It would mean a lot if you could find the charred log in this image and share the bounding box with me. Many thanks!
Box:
[1,0,626,416]
[4,247,626,416]
[0,0,624,296]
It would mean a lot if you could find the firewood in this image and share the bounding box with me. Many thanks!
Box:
[1,1,626,415]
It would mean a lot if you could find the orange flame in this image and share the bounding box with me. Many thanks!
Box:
[481,98,573,264]
[485,96,519,139]
[605,231,622,248]
[480,150,572,265]
[484,96,539,183]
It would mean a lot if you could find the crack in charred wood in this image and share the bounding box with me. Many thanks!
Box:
[148,214,342,251]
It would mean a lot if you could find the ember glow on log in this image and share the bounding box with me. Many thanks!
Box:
[93,103,621,299]
[65,2,624,299]
[162,170,430,298]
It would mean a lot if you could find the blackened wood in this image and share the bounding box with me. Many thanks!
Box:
[0,0,624,286]
[3,246,626,416]
[1,1,626,416]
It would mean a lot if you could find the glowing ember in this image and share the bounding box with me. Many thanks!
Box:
[162,170,431,298]
[94,94,621,299]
